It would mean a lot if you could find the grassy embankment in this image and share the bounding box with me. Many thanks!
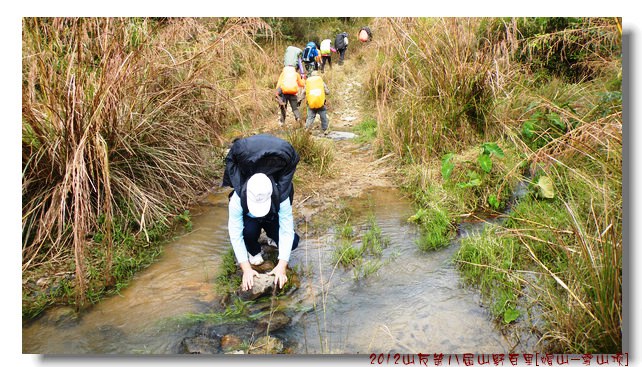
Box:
[364,17,621,353]
[22,17,282,319]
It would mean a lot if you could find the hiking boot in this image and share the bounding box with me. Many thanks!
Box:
[249,253,264,266]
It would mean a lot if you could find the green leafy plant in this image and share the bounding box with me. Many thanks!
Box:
[521,110,571,149]
[456,170,482,189]
[488,195,500,210]
[503,307,520,324]
[176,210,193,231]
[478,142,505,173]
[441,153,455,180]
[533,175,555,199]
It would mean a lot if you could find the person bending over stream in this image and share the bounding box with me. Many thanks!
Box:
[222,134,301,291]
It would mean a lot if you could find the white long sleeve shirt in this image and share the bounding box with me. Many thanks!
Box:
[228,192,295,264]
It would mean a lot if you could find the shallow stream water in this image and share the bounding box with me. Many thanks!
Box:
[23,187,535,354]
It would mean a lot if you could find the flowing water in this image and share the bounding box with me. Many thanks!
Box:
[279,187,521,354]
[22,192,232,354]
[23,187,534,354]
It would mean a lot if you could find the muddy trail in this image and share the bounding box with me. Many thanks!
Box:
[269,58,396,223]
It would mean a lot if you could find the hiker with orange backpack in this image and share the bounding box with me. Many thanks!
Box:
[276,66,305,126]
[304,71,331,135]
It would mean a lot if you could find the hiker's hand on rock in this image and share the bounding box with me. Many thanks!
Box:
[267,260,288,289]
[240,262,259,291]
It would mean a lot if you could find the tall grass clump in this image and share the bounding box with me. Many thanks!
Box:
[364,17,621,352]
[455,17,621,351]
[366,18,521,246]
[516,117,621,353]
[285,129,334,176]
[479,17,621,84]
[352,118,378,144]
[368,18,499,161]
[457,225,523,324]
[22,17,274,312]
[331,214,390,280]
[456,107,621,352]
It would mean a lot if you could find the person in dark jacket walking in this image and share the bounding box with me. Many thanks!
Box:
[335,32,349,65]
[222,134,301,291]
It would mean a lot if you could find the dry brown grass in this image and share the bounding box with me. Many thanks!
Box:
[22,17,276,307]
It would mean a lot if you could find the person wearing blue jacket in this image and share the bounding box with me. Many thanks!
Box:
[222,134,301,291]
[302,41,319,76]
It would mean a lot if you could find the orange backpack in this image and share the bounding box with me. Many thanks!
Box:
[280,67,299,95]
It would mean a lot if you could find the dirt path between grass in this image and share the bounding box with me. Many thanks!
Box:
[270,57,397,223]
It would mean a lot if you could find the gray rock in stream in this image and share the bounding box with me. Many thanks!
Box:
[238,273,275,301]
[254,311,291,334]
[326,131,356,140]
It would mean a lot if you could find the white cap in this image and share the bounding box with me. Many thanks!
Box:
[246,173,273,217]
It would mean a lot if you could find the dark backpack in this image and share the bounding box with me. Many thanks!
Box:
[335,33,347,49]
[302,45,313,62]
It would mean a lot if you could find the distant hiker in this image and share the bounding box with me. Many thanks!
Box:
[283,46,306,78]
[276,66,305,126]
[302,41,320,76]
[222,134,301,291]
[358,26,372,42]
[335,32,349,65]
[304,71,331,135]
[319,38,336,72]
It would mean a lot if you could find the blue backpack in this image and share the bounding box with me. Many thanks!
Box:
[302,42,316,62]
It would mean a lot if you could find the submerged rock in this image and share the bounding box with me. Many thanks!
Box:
[178,335,221,354]
[221,334,244,352]
[249,335,284,354]
[43,306,79,327]
[255,311,291,334]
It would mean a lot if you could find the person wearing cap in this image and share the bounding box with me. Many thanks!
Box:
[222,134,301,291]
